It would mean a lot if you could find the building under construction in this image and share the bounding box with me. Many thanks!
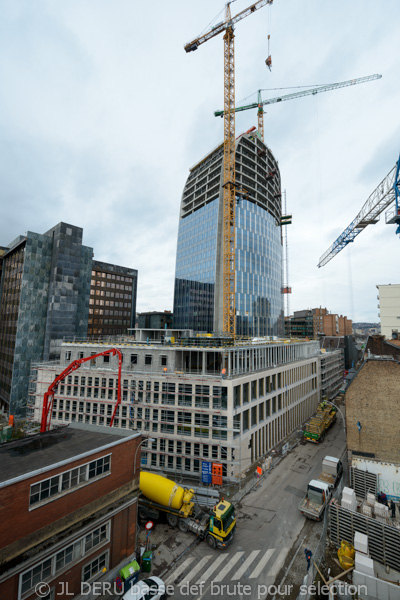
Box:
[173,129,284,337]
[28,331,321,482]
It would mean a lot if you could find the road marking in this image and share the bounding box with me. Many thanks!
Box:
[164,556,195,585]
[231,550,261,580]
[249,548,274,578]
[266,547,288,578]
[213,551,245,582]
[175,555,213,586]
[192,553,229,586]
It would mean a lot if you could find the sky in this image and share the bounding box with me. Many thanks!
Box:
[0,0,399,323]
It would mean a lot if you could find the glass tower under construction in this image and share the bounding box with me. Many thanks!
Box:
[173,129,284,337]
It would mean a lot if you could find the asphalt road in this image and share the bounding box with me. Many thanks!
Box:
[162,418,346,600]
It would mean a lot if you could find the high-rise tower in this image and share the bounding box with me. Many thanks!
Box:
[173,129,284,337]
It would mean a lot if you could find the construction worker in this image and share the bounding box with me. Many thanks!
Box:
[163,367,167,375]
[304,548,313,572]
[221,368,226,379]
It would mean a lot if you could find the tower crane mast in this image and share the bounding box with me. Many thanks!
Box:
[318,154,400,268]
[214,74,382,142]
[185,0,273,337]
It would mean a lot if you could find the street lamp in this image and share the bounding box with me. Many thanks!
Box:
[323,399,346,437]
[134,437,155,475]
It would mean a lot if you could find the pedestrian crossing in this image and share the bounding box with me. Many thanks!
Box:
[165,546,289,589]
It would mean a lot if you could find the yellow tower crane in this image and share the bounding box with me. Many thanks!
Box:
[185,0,273,337]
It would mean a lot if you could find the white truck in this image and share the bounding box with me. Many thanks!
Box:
[298,479,332,521]
[317,456,343,489]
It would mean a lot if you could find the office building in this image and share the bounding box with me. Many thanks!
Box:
[377,284,400,339]
[0,223,92,415]
[0,222,137,416]
[173,130,284,337]
[29,332,321,482]
[88,260,137,338]
[0,423,141,600]
[137,311,172,330]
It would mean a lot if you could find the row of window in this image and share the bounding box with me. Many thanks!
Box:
[20,523,110,597]
[29,455,111,507]
[91,271,133,283]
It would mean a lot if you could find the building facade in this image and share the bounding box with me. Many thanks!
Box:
[377,284,400,340]
[319,349,344,400]
[88,260,137,338]
[0,223,137,416]
[0,423,141,600]
[287,308,352,339]
[29,335,321,482]
[137,311,172,330]
[173,130,284,337]
[0,223,92,415]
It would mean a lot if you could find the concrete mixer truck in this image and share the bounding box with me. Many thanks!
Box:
[138,472,236,549]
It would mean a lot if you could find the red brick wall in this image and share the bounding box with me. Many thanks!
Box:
[0,436,139,550]
[0,503,137,600]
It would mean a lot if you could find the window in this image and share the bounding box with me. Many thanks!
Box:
[82,551,109,582]
[131,354,137,364]
[65,351,71,361]
[20,559,52,596]
[103,354,110,363]
[160,355,167,366]
[29,456,111,507]
[20,523,110,597]
[145,355,152,365]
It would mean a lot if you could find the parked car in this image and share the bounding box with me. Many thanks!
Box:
[122,576,167,600]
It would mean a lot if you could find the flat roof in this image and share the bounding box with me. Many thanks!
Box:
[0,423,140,487]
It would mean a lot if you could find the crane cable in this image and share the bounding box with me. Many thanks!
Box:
[313,94,327,308]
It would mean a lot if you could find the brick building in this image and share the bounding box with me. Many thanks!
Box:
[363,334,400,361]
[345,359,400,463]
[286,308,352,339]
[0,423,141,600]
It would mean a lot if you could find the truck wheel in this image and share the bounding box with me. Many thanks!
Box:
[167,513,178,528]
[178,519,188,533]
[138,507,147,520]
[206,534,217,549]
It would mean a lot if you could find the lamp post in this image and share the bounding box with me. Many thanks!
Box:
[323,399,346,437]
[134,437,155,476]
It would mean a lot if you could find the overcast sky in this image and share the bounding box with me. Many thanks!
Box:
[1,0,399,323]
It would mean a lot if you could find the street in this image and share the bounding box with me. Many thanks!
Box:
[160,415,346,600]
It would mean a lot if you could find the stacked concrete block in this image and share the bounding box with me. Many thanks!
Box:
[342,486,357,511]
[374,502,389,523]
[354,531,369,556]
[361,503,372,517]
[355,552,375,576]
[366,492,376,506]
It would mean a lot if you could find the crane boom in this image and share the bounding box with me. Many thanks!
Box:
[185,1,272,337]
[318,155,400,268]
[40,348,123,433]
[214,75,382,117]
[184,0,272,53]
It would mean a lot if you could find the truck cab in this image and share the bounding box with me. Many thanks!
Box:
[208,500,236,548]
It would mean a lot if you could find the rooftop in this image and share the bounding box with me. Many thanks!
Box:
[0,423,139,486]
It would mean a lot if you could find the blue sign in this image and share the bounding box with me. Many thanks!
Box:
[201,461,212,484]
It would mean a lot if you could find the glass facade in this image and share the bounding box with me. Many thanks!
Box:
[236,200,283,337]
[173,131,284,337]
[173,200,218,332]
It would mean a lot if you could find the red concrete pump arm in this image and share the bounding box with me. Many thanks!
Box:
[40,348,123,433]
